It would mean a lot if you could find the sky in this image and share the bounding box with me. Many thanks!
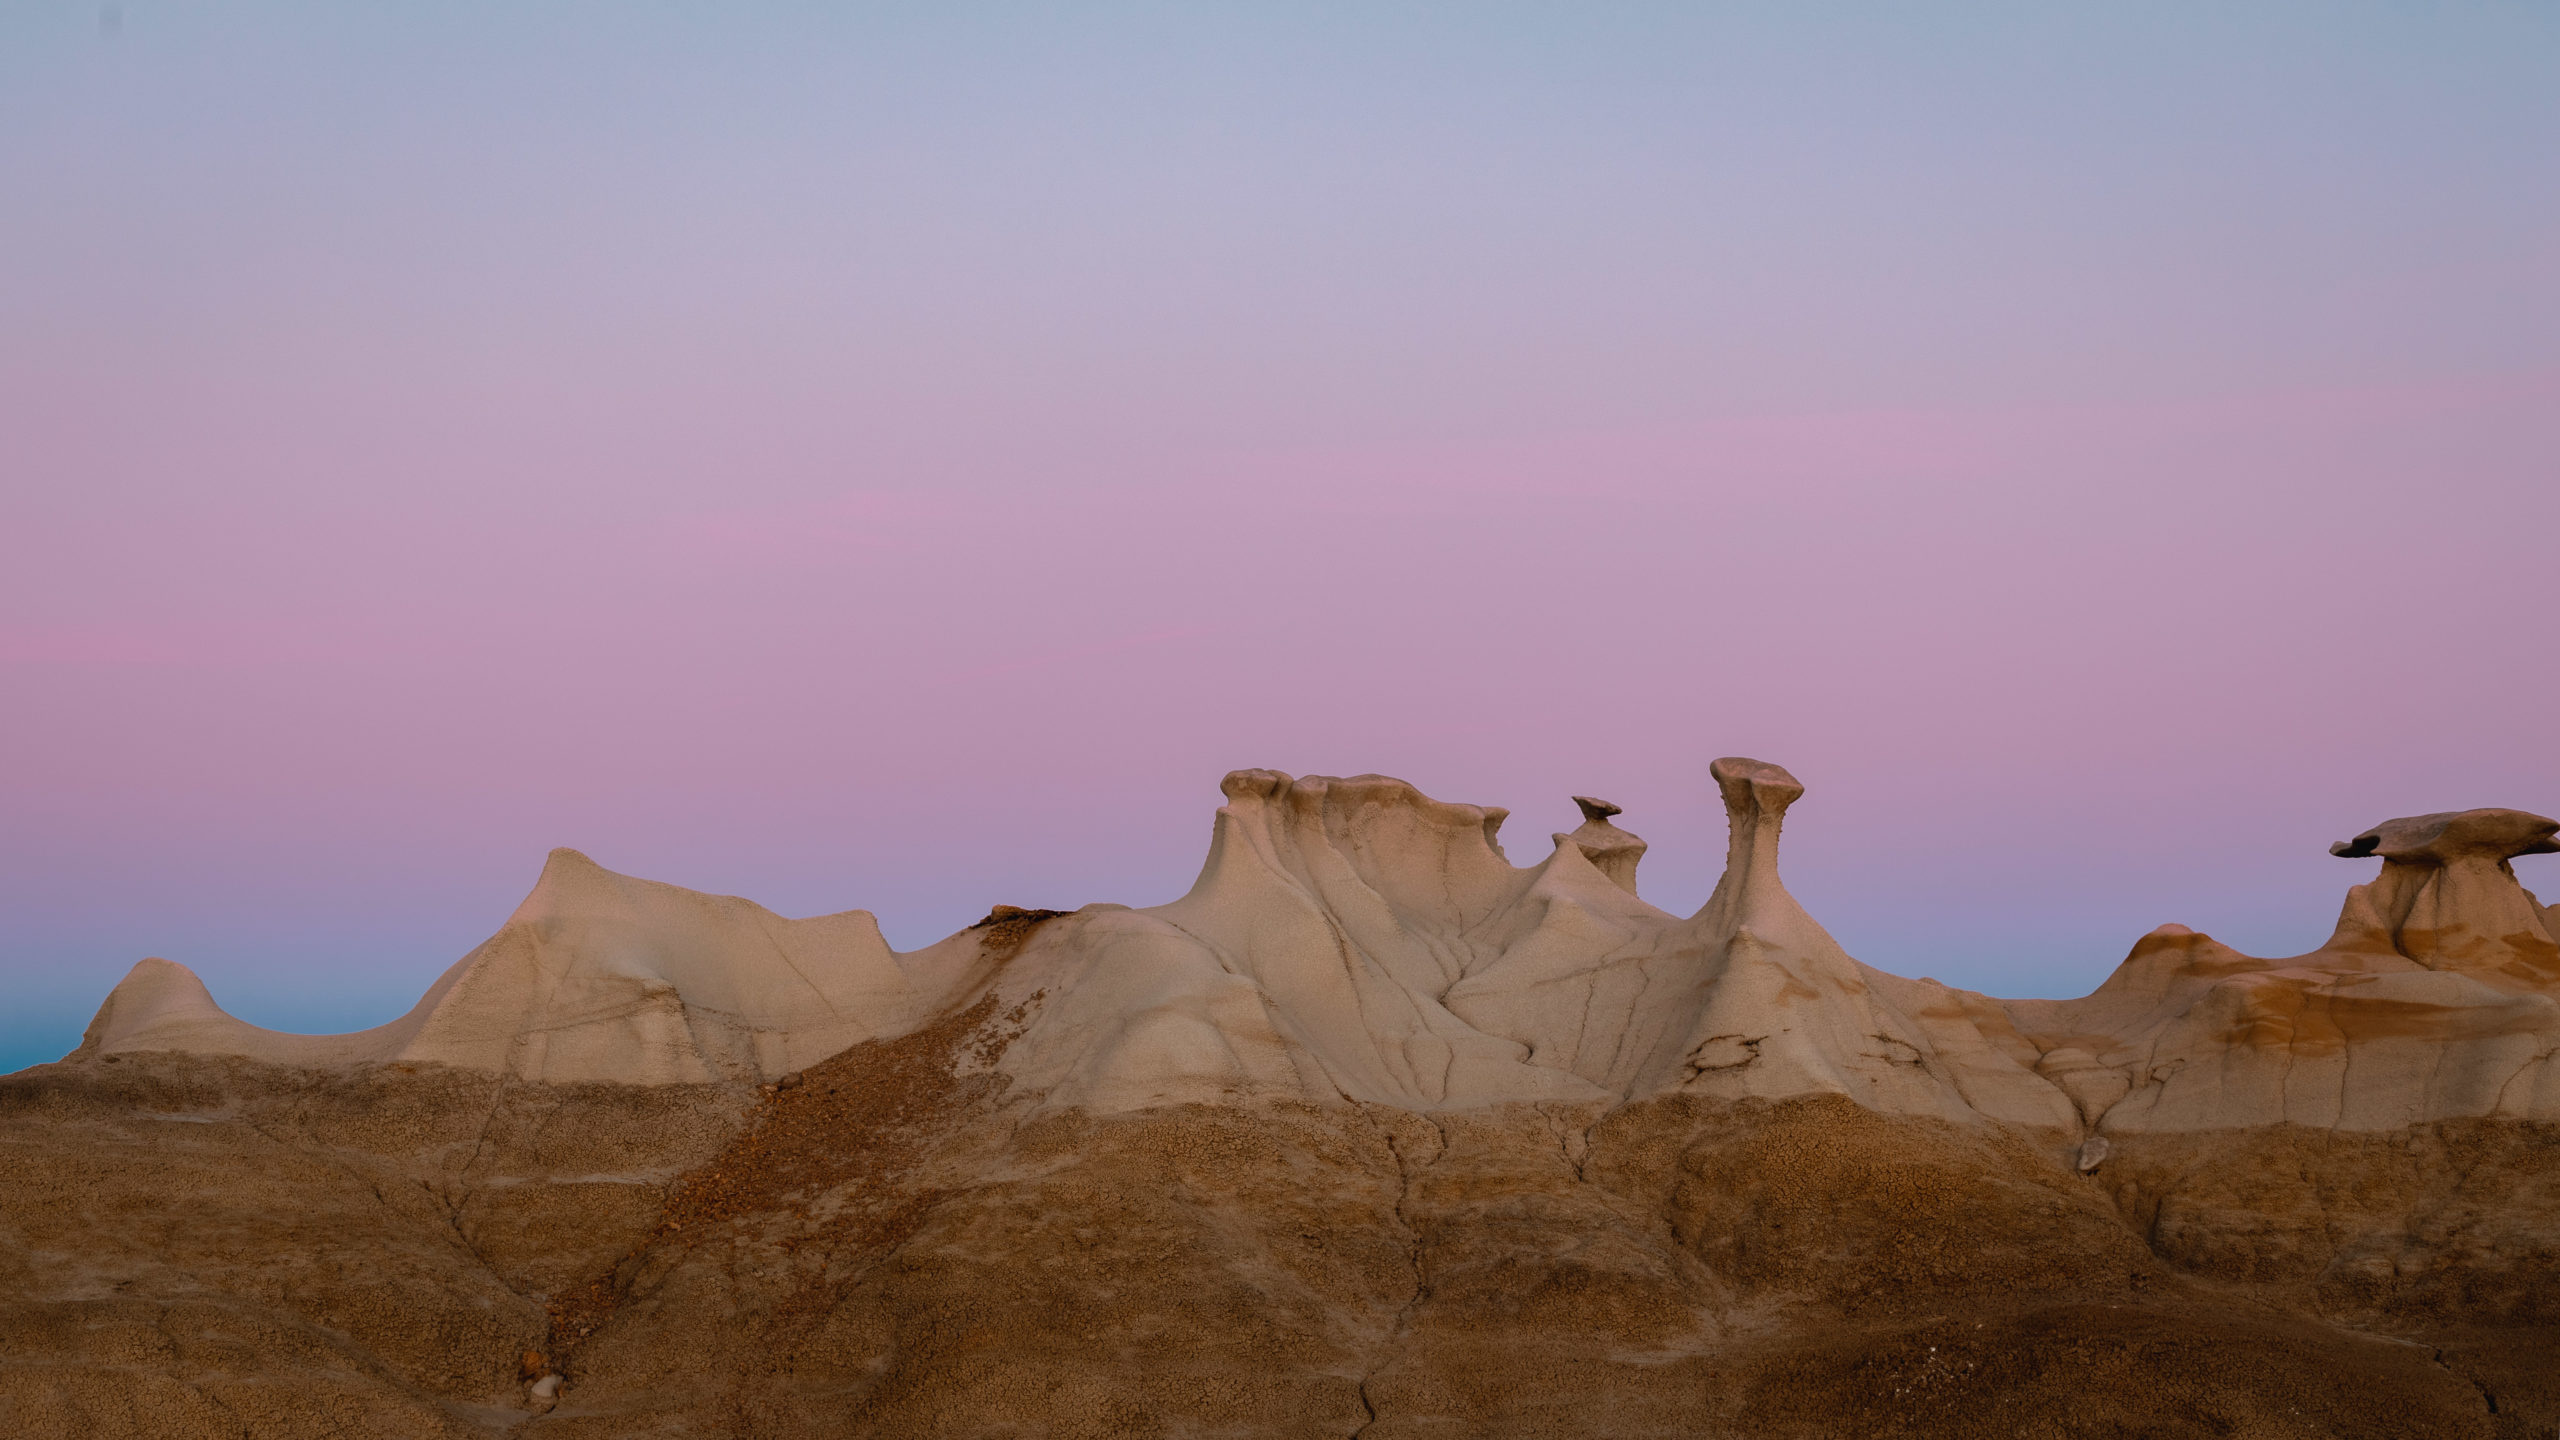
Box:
[4,2,2556,1074]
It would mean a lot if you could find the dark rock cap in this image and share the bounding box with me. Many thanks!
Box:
[2329,808,2560,864]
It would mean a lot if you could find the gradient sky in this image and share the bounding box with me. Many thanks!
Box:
[5,3,2557,1073]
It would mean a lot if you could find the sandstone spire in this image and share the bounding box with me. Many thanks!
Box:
[1554,795,1646,895]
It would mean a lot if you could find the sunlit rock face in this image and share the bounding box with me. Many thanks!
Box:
[1557,794,1646,894]
[2323,807,2560,975]
[66,759,2078,1126]
[13,767,2557,1437]
[2005,805,2560,1136]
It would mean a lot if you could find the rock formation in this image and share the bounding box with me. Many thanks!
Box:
[2005,805,2560,1134]
[1556,795,1645,893]
[7,765,2556,1438]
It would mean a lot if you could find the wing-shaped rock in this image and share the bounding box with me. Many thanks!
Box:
[2009,809,2560,1134]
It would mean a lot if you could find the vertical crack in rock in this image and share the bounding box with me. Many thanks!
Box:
[1351,1107,1445,1438]
[1537,1100,1597,1183]
[2431,1347,2500,1416]
[440,1074,524,1303]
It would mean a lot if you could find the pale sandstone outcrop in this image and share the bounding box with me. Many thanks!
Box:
[2007,806,2560,1134]
[1557,795,1646,894]
[79,850,986,1085]
[18,772,2560,1439]
[74,761,2073,1128]
[75,774,2559,1139]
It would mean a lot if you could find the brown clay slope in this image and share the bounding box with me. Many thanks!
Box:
[5,1039,2553,1439]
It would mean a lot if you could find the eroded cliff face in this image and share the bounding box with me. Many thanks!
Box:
[2005,806,2560,1136]
[6,1040,2551,1438]
[7,766,2557,1438]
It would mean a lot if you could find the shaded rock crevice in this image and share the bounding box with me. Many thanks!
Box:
[1349,1105,1443,1439]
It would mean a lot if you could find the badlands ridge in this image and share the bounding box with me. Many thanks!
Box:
[79,758,2560,1131]
[8,761,2559,1438]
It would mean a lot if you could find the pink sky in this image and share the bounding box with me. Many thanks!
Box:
[4,4,2556,1068]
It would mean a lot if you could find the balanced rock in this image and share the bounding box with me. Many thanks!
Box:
[2006,806,2560,1134]
[13,761,2559,1439]
[2323,807,2560,975]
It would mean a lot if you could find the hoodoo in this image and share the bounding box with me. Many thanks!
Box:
[1557,795,1646,894]
[2323,807,2560,974]
[14,766,2558,1438]
[2005,805,2560,1133]
[69,773,2560,1133]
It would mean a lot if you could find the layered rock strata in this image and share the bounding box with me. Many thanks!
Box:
[6,764,2555,1438]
